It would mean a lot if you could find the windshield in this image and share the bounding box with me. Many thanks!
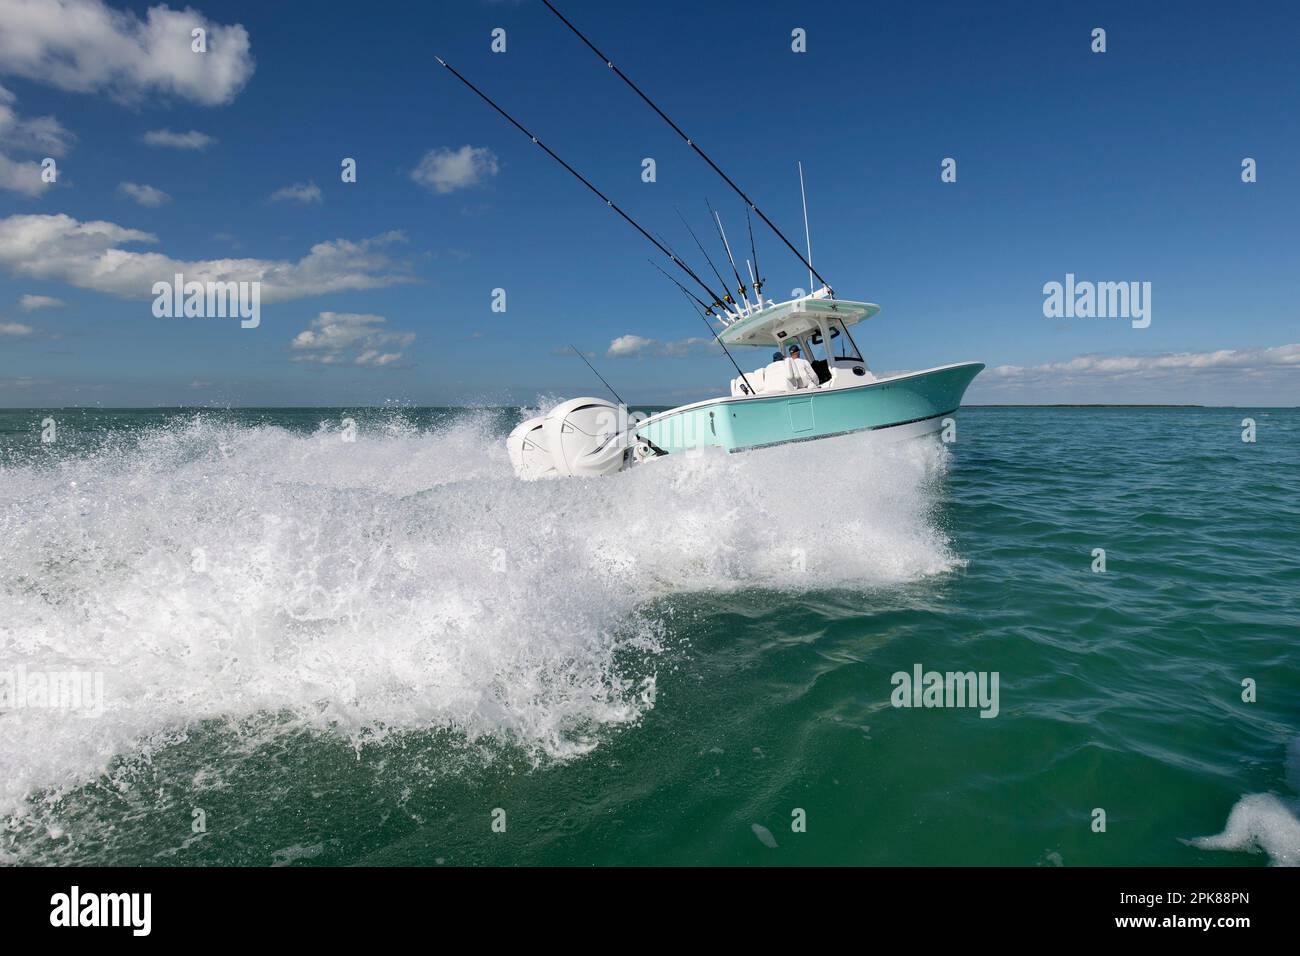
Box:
[809,320,862,362]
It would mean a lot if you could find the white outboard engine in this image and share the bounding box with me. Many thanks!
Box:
[506,416,559,481]
[507,397,634,479]
[543,397,630,477]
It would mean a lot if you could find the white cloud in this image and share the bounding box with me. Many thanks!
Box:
[0,85,74,154]
[411,145,499,194]
[989,343,1300,382]
[0,213,413,303]
[0,0,254,105]
[0,84,74,196]
[141,128,215,149]
[607,334,655,357]
[0,152,46,197]
[269,181,321,204]
[607,334,713,358]
[291,311,414,367]
[118,181,172,206]
[355,349,402,367]
[0,320,36,336]
[19,293,64,310]
[973,342,1300,404]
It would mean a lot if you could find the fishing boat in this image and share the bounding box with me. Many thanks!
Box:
[636,297,981,453]
[439,2,984,480]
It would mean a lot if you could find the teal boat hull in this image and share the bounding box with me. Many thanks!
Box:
[635,362,984,455]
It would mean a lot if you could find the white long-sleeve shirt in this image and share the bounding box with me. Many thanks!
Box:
[758,356,818,393]
[782,357,817,390]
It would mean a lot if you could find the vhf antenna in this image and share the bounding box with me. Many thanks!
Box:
[798,160,815,295]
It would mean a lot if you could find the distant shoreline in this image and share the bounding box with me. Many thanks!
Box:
[967,403,1205,408]
[2,403,1295,411]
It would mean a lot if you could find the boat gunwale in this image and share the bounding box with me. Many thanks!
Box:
[726,407,961,453]
[633,360,986,431]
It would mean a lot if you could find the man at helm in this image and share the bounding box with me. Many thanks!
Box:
[783,344,817,390]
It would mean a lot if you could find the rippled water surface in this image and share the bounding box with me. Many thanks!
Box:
[0,405,1296,865]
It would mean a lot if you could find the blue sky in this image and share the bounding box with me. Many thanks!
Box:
[0,0,1296,407]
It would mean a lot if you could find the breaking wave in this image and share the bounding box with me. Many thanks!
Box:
[0,409,956,820]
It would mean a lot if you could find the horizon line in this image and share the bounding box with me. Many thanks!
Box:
[1,403,1297,412]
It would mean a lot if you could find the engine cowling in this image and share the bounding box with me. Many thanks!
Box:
[543,397,630,477]
[506,416,558,481]
[507,398,638,479]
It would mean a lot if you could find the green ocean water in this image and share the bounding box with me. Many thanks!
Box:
[0,405,1296,866]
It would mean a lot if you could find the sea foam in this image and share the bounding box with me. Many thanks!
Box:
[0,411,955,817]
[1188,738,1300,866]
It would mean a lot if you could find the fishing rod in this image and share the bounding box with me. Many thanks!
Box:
[746,206,763,296]
[649,258,716,316]
[677,288,755,397]
[433,55,731,313]
[654,231,727,313]
[649,258,753,392]
[569,343,625,407]
[540,0,835,296]
[707,197,748,305]
[675,206,734,306]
